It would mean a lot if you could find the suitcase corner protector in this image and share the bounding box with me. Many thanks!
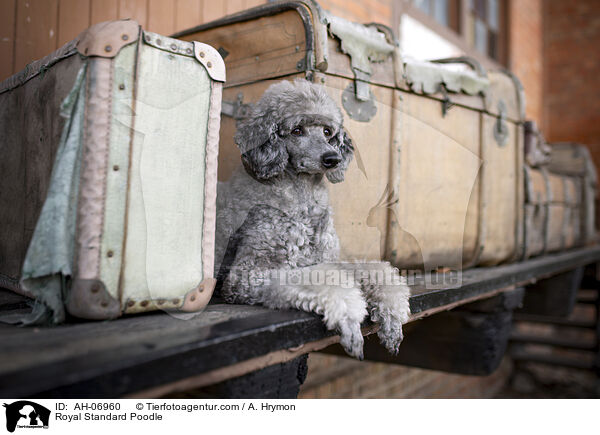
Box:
[67,278,121,320]
[180,277,217,312]
[76,19,141,59]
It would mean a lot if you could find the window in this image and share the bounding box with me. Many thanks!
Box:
[466,0,505,62]
[412,0,460,33]
[404,0,508,66]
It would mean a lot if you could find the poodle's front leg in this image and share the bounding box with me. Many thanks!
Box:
[266,265,368,359]
[227,263,368,359]
[345,262,411,355]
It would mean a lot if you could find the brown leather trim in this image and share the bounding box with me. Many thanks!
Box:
[77,20,140,58]
[67,279,121,320]
[201,81,222,283]
[123,297,184,314]
[180,278,217,312]
[75,57,113,280]
[122,278,217,314]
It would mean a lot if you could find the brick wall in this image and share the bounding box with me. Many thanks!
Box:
[299,353,512,399]
[543,0,600,169]
[508,0,544,127]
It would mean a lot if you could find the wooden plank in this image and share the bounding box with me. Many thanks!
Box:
[201,0,224,23]
[14,0,59,72]
[513,313,597,329]
[510,333,597,351]
[178,354,308,399]
[0,304,326,397]
[1,245,599,397]
[0,0,16,80]
[147,0,175,35]
[511,350,595,370]
[174,0,201,33]
[177,10,307,87]
[0,84,25,281]
[409,246,600,313]
[90,0,118,24]
[57,0,90,46]
[117,0,148,28]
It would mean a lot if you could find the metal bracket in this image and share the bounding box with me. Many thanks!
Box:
[221,93,251,120]
[342,83,377,122]
[439,84,455,117]
[324,13,394,104]
[353,70,372,102]
[494,100,509,146]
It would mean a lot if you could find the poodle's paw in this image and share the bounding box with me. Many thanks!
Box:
[364,267,411,355]
[320,285,368,359]
[373,291,410,354]
[338,318,364,360]
[376,313,404,355]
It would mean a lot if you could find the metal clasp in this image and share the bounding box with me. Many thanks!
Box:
[439,84,455,117]
[494,100,509,146]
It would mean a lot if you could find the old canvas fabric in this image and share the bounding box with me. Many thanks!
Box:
[16,64,88,325]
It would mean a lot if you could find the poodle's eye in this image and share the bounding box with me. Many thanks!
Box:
[291,126,303,136]
[323,127,332,137]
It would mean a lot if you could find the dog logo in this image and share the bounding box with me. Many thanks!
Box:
[3,401,50,433]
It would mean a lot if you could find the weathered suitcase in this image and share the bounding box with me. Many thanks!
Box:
[0,20,224,322]
[523,142,597,259]
[523,167,581,257]
[175,0,524,274]
[547,142,597,245]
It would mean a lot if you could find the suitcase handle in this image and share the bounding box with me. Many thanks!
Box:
[430,56,487,77]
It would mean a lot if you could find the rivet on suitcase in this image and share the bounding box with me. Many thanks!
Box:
[0,20,224,323]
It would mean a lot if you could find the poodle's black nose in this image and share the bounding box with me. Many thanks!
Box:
[321,151,341,169]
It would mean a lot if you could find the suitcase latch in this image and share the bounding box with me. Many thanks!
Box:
[324,15,394,122]
[439,85,455,117]
[341,83,377,122]
[494,100,509,146]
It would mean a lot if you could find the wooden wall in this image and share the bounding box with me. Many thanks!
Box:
[0,0,265,81]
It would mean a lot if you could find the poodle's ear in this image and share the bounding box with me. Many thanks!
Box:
[326,128,354,184]
[236,120,289,182]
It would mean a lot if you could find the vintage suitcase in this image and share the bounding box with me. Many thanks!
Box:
[0,20,224,322]
[523,142,597,259]
[547,142,597,245]
[175,0,524,274]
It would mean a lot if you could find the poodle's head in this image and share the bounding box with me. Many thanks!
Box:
[234,79,354,183]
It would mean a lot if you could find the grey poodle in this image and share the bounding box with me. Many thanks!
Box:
[215,79,411,359]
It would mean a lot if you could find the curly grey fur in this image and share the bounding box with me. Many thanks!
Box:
[215,79,411,359]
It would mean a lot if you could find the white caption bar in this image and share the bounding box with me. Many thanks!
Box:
[0,399,596,434]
